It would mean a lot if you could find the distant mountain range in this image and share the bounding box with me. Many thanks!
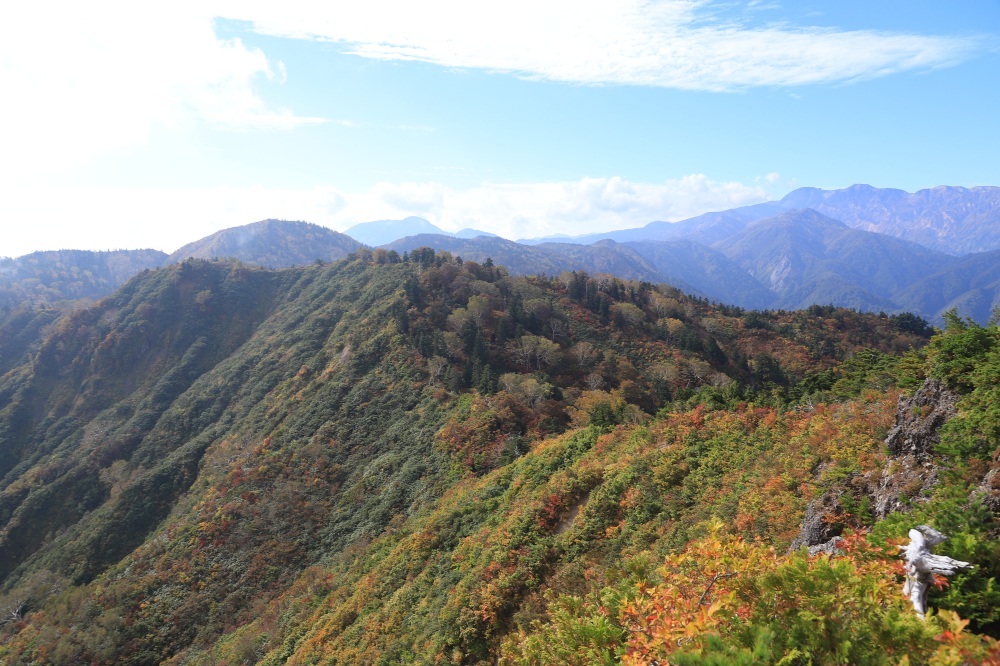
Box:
[377,185,1000,323]
[521,184,1000,256]
[3,185,1000,325]
[344,216,496,246]
[380,209,978,320]
[779,184,1000,255]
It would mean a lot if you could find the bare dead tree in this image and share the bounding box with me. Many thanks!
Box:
[573,341,599,368]
[548,317,569,342]
[427,356,449,387]
[0,599,26,626]
[901,525,972,618]
[585,372,606,390]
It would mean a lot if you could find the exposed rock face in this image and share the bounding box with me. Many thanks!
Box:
[871,378,957,519]
[883,378,958,460]
[972,467,1000,514]
[791,378,959,550]
[789,466,869,554]
[789,482,849,552]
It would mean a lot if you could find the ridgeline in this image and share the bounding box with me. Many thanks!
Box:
[1,250,998,664]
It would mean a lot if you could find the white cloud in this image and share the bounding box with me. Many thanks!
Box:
[370,181,446,214]
[222,0,978,91]
[0,2,322,182]
[0,175,775,256]
[415,175,772,239]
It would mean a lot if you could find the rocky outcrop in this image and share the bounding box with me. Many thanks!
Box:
[871,378,957,519]
[789,467,868,554]
[789,481,849,553]
[972,467,1000,514]
[792,378,959,550]
[883,378,958,460]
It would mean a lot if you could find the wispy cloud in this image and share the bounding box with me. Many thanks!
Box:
[0,3,322,181]
[225,0,981,91]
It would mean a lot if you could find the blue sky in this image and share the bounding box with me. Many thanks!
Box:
[1,1,998,256]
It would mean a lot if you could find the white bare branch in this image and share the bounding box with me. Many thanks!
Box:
[900,525,972,618]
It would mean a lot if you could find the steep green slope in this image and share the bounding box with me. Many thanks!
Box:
[201,318,1000,666]
[0,259,289,583]
[502,316,1000,664]
[0,252,942,664]
[0,307,62,377]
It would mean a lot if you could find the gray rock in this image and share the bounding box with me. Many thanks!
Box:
[792,378,960,550]
[790,481,849,552]
[971,467,1000,513]
[807,536,844,556]
[884,378,958,460]
[871,378,957,519]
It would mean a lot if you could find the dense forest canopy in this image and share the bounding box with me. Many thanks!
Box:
[0,251,997,664]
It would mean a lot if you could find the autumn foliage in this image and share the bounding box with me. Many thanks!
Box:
[3,252,999,665]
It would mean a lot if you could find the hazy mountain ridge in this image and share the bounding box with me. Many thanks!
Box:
[382,209,978,322]
[520,201,785,246]
[620,238,775,309]
[0,249,168,310]
[345,216,495,246]
[384,233,687,289]
[4,184,1000,326]
[714,208,956,311]
[168,219,361,267]
[521,184,1000,256]
[893,249,1000,324]
[780,184,1000,254]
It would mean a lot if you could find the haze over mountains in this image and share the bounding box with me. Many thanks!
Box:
[522,184,1000,255]
[3,185,1000,324]
[344,216,497,246]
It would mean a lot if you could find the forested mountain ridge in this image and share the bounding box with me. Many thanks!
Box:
[385,211,974,322]
[5,251,989,664]
[0,249,168,310]
[0,249,170,377]
[168,219,362,267]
